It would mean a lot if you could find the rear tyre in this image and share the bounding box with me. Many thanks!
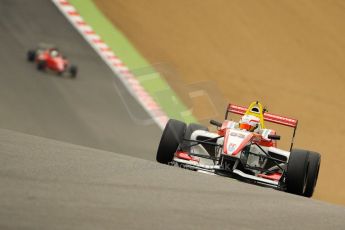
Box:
[37,60,47,71]
[181,123,209,152]
[69,65,78,78]
[304,151,321,197]
[27,50,36,62]
[286,149,310,196]
[156,119,186,164]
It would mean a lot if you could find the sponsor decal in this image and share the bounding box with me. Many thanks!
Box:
[228,143,237,152]
[230,132,245,138]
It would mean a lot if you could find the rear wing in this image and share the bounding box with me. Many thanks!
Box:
[225,103,298,150]
[226,104,298,127]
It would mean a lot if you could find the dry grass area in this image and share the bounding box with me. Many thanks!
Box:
[94,0,345,205]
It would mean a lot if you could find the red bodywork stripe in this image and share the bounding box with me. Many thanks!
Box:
[232,133,253,156]
[175,151,200,162]
[218,120,230,136]
[223,129,230,154]
[258,172,282,181]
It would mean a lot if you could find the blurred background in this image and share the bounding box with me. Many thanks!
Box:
[94,0,345,205]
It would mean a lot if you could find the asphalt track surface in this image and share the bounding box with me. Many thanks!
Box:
[1,1,345,229]
[0,0,161,160]
[1,128,345,230]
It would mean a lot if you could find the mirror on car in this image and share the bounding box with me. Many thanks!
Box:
[210,120,222,127]
[268,134,281,140]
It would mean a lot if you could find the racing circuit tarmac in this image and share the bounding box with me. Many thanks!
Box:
[1,128,345,230]
[1,0,345,229]
[0,0,161,160]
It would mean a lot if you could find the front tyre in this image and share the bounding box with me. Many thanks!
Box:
[304,151,321,197]
[69,65,78,78]
[27,50,36,62]
[156,119,186,164]
[37,60,47,71]
[286,149,310,196]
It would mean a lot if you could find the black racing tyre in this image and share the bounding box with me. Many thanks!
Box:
[27,50,36,62]
[286,149,310,196]
[156,119,186,164]
[69,65,78,78]
[304,151,321,197]
[37,60,47,71]
[181,123,209,152]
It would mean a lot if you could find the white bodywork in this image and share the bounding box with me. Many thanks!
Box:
[173,126,291,187]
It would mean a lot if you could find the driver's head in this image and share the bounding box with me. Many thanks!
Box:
[50,50,58,57]
[239,115,260,131]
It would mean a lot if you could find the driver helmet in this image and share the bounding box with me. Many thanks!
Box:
[239,115,260,132]
[50,49,59,57]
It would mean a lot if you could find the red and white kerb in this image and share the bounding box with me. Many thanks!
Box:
[52,0,169,129]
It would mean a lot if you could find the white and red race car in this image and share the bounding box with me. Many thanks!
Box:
[156,101,321,197]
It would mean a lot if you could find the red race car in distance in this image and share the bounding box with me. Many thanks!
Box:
[27,44,78,78]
